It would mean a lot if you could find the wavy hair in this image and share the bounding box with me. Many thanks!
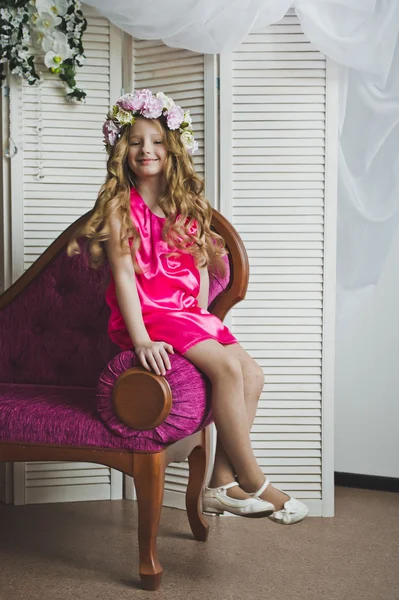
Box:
[67,115,228,277]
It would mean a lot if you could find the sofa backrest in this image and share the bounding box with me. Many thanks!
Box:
[0,249,231,387]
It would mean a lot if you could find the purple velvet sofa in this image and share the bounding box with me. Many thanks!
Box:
[0,208,249,591]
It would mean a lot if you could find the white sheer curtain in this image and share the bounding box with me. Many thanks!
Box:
[84,0,399,323]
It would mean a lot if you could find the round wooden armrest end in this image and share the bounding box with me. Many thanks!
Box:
[112,367,172,431]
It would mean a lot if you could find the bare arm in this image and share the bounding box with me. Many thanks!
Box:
[197,265,210,310]
[105,213,173,375]
[105,213,151,346]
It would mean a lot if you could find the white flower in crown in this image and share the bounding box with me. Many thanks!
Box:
[114,107,135,126]
[181,130,198,154]
[156,92,175,111]
[182,110,192,128]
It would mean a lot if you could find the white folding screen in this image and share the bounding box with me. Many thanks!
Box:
[4,4,124,504]
[1,7,337,513]
[128,38,218,509]
[219,9,337,517]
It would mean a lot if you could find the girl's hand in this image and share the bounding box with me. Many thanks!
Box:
[134,340,174,376]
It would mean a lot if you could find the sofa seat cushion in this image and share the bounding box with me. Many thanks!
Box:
[0,356,214,452]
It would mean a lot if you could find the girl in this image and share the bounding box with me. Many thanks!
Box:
[68,89,308,524]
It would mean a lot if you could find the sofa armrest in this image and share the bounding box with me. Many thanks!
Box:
[112,367,173,431]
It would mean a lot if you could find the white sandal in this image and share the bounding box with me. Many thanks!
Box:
[250,478,309,525]
[202,481,275,518]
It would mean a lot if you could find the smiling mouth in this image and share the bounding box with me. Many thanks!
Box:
[138,159,158,163]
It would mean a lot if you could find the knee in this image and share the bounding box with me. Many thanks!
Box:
[254,364,265,396]
[209,357,242,383]
[244,361,264,397]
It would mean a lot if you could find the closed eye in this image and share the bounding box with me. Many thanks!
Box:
[129,140,163,145]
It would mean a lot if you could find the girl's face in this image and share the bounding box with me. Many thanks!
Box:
[127,118,168,179]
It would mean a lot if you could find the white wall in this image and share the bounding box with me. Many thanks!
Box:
[335,224,399,478]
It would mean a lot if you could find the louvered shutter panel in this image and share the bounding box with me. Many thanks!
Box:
[131,39,215,509]
[10,5,123,504]
[22,5,120,268]
[219,9,337,516]
[23,462,114,504]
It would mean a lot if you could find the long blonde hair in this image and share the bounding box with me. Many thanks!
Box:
[67,115,228,277]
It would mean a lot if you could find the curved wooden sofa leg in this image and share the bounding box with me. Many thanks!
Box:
[186,427,210,542]
[133,451,166,591]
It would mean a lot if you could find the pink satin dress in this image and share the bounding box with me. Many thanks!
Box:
[105,187,238,355]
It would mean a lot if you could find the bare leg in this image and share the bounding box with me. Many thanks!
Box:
[183,340,263,482]
[185,341,290,510]
[207,347,260,500]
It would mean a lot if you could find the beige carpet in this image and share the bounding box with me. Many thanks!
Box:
[0,486,398,600]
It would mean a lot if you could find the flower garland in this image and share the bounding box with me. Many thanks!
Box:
[103,89,199,155]
[0,0,87,103]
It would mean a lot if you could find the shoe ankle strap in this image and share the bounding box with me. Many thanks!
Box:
[252,477,270,498]
[209,481,239,491]
[223,481,239,490]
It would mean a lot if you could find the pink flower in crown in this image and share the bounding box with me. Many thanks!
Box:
[141,94,164,119]
[102,119,120,145]
[165,105,184,130]
[117,89,151,112]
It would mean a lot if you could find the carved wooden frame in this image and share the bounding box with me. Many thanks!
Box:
[0,208,249,591]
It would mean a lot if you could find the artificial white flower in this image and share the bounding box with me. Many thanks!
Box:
[32,29,46,48]
[2,0,87,103]
[41,34,54,52]
[42,31,72,59]
[34,11,61,32]
[22,25,31,44]
[0,8,10,20]
[11,66,24,77]
[116,108,135,126]
[44,50,63,68]
[75,54,85,66]
[53,30,70,51]
[30,12,40,24]
[156,92,175,111]
[181,130,197,152]
[36,0,68,17]
[182,110,192,127]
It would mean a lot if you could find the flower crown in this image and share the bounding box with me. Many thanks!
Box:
[102,89,199,155]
